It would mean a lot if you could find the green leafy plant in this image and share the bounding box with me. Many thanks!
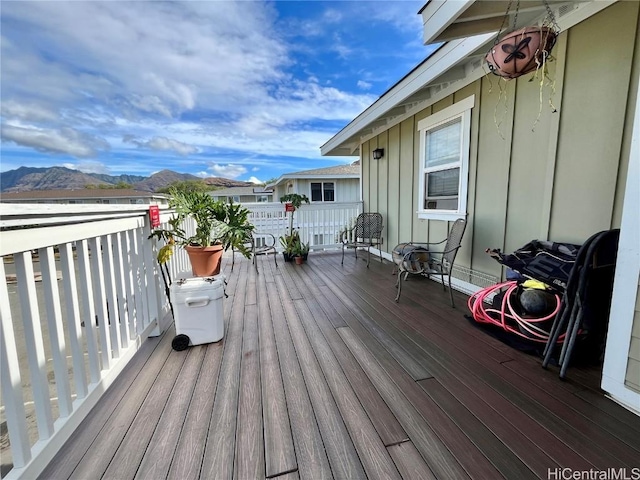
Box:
[149,187,254,264]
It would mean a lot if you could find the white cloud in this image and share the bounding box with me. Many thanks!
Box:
[1,100,58,122]
[71,160,111,174]
[123,135,198,155]
[1,123,108,157]
[247,176,263,184]
[195,171,209,178]
[0,1,421,168]
[209,164,247,179]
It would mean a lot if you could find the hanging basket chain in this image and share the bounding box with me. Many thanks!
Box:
[494,0,513,45]
[511,0,520,31]
[543,0,560,32]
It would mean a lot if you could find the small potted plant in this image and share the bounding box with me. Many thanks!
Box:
[150,187,254,276]
[295,241,310,264]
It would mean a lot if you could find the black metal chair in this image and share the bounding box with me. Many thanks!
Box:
[232,232,278,273]
[341,213,384,268]
[542,229,619,378]
[394,218,467,307]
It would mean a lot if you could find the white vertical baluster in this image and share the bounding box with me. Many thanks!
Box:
[131,228,147,334]
[76,240,101,383]
[0,260,31,467]
[101,234,121,358]
[113,232,130,348]
[122,230,138,340]
[88,237,112,369]
[142,220,161,336]
[14,251,54,439]
[59,243,88,398]
[39,246,73,418]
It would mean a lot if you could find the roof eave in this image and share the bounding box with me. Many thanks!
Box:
[320,33,494,157]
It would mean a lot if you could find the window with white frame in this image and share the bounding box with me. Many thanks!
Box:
[310,182,335,202]
[417,95,474,221]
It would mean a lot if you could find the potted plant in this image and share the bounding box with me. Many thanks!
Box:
[279,229,300,263]
[150,188,254,276]
[279,193,309,262]
[294,241,310,264]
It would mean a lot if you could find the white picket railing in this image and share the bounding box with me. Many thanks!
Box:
[244,201,363,249]
[0,203,182,480]
[0,200,362,479]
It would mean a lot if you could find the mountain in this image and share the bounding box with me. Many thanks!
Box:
[1,166,110,192]
[1,166,54,191]
[88,173,147,185]
[132,169,206,192]
[0,166,253,193]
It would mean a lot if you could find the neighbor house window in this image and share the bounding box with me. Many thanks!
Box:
[257,195,269,203]
[417,95,474,221]
[311,182,335,202]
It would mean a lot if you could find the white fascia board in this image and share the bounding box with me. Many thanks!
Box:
[279,174,359,181]
[321,33,493,157]
[421,0,476,45]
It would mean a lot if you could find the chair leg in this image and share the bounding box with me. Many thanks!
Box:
[274,251,278,269]
[341,245,345,265]
[395,269,404,302]
[366,247,371,268]
[447,274,455,308]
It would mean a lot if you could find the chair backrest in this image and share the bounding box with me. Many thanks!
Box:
[355,213,383,242]
[442,218,467,270]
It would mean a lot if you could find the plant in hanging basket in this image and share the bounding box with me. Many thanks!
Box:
[485,25,557,80]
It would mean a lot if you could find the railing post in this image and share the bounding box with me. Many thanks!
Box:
[14,252,55,440]
[0,261,31,468]
[59,243,89,399]
[39,246,73,418]
[142,220,162,336]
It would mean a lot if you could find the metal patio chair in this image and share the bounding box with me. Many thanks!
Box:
[341,213,384,268]
[232,232,278,273]
[394,217,467,307]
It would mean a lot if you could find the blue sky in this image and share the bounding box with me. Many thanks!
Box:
[1,1,437,184]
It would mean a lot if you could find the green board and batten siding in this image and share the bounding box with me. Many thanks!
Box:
[359,2,640,384]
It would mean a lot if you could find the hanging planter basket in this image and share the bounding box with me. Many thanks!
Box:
[485,25,558,80]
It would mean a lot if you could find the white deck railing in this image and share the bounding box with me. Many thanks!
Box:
[0,200,362,479]
[245,201,363,249]
[0,203,185,480]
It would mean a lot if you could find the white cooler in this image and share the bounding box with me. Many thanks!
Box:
[171,275,225,350]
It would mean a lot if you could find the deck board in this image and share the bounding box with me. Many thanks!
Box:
[264,279,332,479]
[257,267,297,478]
[40,252,640,480]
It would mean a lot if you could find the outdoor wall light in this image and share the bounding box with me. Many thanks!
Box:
[372,148,384,160]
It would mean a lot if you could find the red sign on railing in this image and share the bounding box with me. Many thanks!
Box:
[149,205,160,228]
[285,203,295,213]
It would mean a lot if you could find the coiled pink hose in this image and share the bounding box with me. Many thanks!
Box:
[467,281,563,343]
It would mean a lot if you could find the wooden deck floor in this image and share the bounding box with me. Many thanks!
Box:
[41,251,640,479]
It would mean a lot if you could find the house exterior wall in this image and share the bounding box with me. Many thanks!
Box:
[276,178,360,203]
[362,1,639,285]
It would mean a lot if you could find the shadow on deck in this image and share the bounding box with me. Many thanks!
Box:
[41,251,640,479]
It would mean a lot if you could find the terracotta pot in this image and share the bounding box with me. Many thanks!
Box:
[185,244,224,276]
[295,256,304,265]
[485,26,557,79]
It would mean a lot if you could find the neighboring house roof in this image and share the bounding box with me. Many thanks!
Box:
[321,1,604,157]
[269,164,359,188]
[0,189,168,201]
[210,186,273,197]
